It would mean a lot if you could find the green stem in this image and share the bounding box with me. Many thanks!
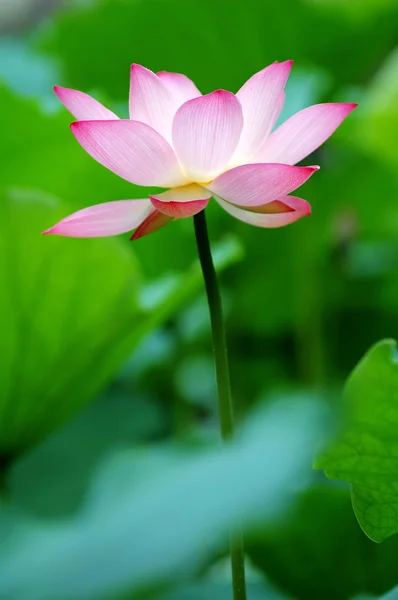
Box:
[193,210,246,600]
[0,454,10,506]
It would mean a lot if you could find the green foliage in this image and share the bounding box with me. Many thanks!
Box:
[316,340,398,543]
[36,0,398,96]
[8,389,166,516]
[381,586,398,599]
[0,399,323,599]
[0,187,242,456]
[248,485,398,600]
[1,0,398,598]
[0,188,140,454]
[352,49,398,168]
[154,580,289,600]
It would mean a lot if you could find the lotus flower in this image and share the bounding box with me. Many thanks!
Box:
[45,62,356,240]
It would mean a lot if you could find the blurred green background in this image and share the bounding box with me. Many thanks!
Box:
[1,0,398,598]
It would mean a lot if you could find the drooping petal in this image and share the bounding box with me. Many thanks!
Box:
[255,102,358,165]
[157,71,202,104]
[54,86,118,121]
[207,163,318,207]
[215,194,311,228]
[130,209,173,240]
[172,90,244,182]
[70,120,187,187]
[129,64,179,142]
[232,60,293,165]
[42,200,152,238]
[150,184,210,217]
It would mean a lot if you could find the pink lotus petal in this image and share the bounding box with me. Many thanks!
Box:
[42,199,152,238]
[130,209,173,240]
[172,90,244,182]
[129,64,179,142]
[216,194,311,228]
[232,60,293,165]
[207,163,319,207]
[150,184,210,217]
[150,198,208,218]
[54,86,118,121]
[70,119,187,187]
[157,71,202,104]
[255,102,358,165]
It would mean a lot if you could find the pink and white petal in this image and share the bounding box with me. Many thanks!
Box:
[232,60,293,165]
[54,86,118,121]
[71,119,187,187]
[172,90,244,182]
[130,209,173,240]
[42,199,152,238]
[129,64,179,142]
[149,183,210,217]
[255,102,358,165]
[215,194,311,228]
[207,163,319,207]
[157,71,202,104]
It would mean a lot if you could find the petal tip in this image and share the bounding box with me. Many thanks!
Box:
[130,63,148,74]
[266,59,293,74]
[299,165,320,175]
[130,63,146,78]
[341,102,358,114]
[70,120,88,132]
[53,85,67,101]
[210,89,233,98]
[130,228,146,241]
[295,198,312,216]
[41,226,57,236]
